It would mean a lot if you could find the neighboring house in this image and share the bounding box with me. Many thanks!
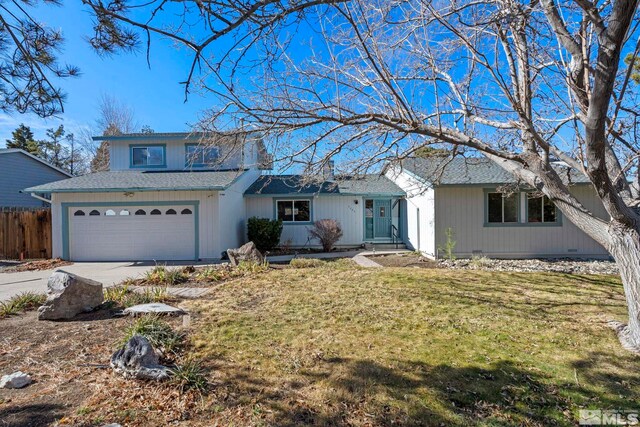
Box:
[24,132,610,261]
[25,132,404,261]
[0,148,72,208]
[385,157,610,259]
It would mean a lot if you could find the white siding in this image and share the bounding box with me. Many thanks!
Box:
[217,169,261,253]
[246,196,365,247]
[386,168,435,257]
[52,190,220,259]
[434,185,610,259]
[109,137,257,171]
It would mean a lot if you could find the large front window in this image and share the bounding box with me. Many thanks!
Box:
[487,192,518,223]
[131,145,165,167]
[185,144,219,167]
[527,193,558,223]
[276,200,311,222]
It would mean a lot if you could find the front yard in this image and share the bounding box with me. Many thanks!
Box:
[1,261,637,426]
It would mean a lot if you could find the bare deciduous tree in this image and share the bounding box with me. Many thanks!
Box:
[81,0,640,350]
[85,94,139,171]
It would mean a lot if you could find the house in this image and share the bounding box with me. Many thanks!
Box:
[24,133,404,261]
[385,156,610,259]
[23,132,610,262]
[0,149,72,208]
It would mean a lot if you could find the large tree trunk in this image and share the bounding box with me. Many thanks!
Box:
[608,222,640,352]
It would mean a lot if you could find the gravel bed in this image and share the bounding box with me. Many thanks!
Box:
[439,258,619,275]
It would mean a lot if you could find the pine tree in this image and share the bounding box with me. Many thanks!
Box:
[6,124,41,155]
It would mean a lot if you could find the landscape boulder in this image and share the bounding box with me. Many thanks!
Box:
[38,270,104,320]
[110,335,171,381]
[226,241,264,266]
[0,371,32,389]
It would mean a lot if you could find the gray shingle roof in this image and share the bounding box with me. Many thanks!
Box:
[244,175,405,196]
[24,170,247,193]
[402,157,591,185]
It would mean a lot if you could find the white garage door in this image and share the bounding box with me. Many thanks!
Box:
[68,205,196,261]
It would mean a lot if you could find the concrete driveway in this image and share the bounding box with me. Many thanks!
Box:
[0,262,167,301]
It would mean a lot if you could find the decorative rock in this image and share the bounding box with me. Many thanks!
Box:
[102,424,122,427]
[110,335,171,381]
[38,270,104,320]
[123,303,185,316]
[0,371,32,389]
[437,258,618,275]
[227,241,264,267]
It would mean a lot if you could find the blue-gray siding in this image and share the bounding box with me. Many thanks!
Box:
[0,152,70,207]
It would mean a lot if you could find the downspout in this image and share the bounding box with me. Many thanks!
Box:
[29,192,52,205]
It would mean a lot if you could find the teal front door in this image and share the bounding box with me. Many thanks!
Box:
[365,199,392,240]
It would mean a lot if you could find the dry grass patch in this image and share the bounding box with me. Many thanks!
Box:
[1,264,637,427]
[183,266,635,426]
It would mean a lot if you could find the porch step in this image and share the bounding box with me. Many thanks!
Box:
[364,243,407,251]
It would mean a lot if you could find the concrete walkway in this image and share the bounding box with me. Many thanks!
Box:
[266,249,407,265]
[0,261,217,301]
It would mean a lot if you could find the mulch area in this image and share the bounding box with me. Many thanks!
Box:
[0,308,184,426]
[1,258,73,273]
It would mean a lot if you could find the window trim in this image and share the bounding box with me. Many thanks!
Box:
[184,143,220,168]
[273,198,313,224]
[129,144,167,169]
[483,189,521,227]
[483,189,563,227]
[524,193,563,227]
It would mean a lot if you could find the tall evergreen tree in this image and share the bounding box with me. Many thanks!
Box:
[6,124,40,155]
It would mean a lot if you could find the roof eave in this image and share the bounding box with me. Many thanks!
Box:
[23,186,229,194]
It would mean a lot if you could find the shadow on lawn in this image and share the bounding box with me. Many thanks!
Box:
[421,272,626,320]
[0,403,65,427]
[217,352,639,427]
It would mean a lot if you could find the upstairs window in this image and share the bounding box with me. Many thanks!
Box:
[276,200,311,222]
[527,194,558,223]
[131,145,165,167]
[487,192,518,224]
[185,144,219,167]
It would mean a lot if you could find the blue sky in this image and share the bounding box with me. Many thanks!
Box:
[0,2,213,146]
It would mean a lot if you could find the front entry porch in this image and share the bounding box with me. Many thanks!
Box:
[364,198,401,245]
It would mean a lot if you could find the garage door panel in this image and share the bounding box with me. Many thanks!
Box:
[69,205,196,261]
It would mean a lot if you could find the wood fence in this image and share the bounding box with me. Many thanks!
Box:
[0,208,52,259]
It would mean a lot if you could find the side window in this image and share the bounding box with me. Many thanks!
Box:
[131,145,165,167]
[276,200,311,222]
[185,145,220,167]
[527,194,558,223]
[487,192,518,224]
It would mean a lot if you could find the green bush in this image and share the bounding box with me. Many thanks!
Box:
[247,217,283,252]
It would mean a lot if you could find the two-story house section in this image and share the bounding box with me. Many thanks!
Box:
[25,129,407,262]
[24,132,269,261]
